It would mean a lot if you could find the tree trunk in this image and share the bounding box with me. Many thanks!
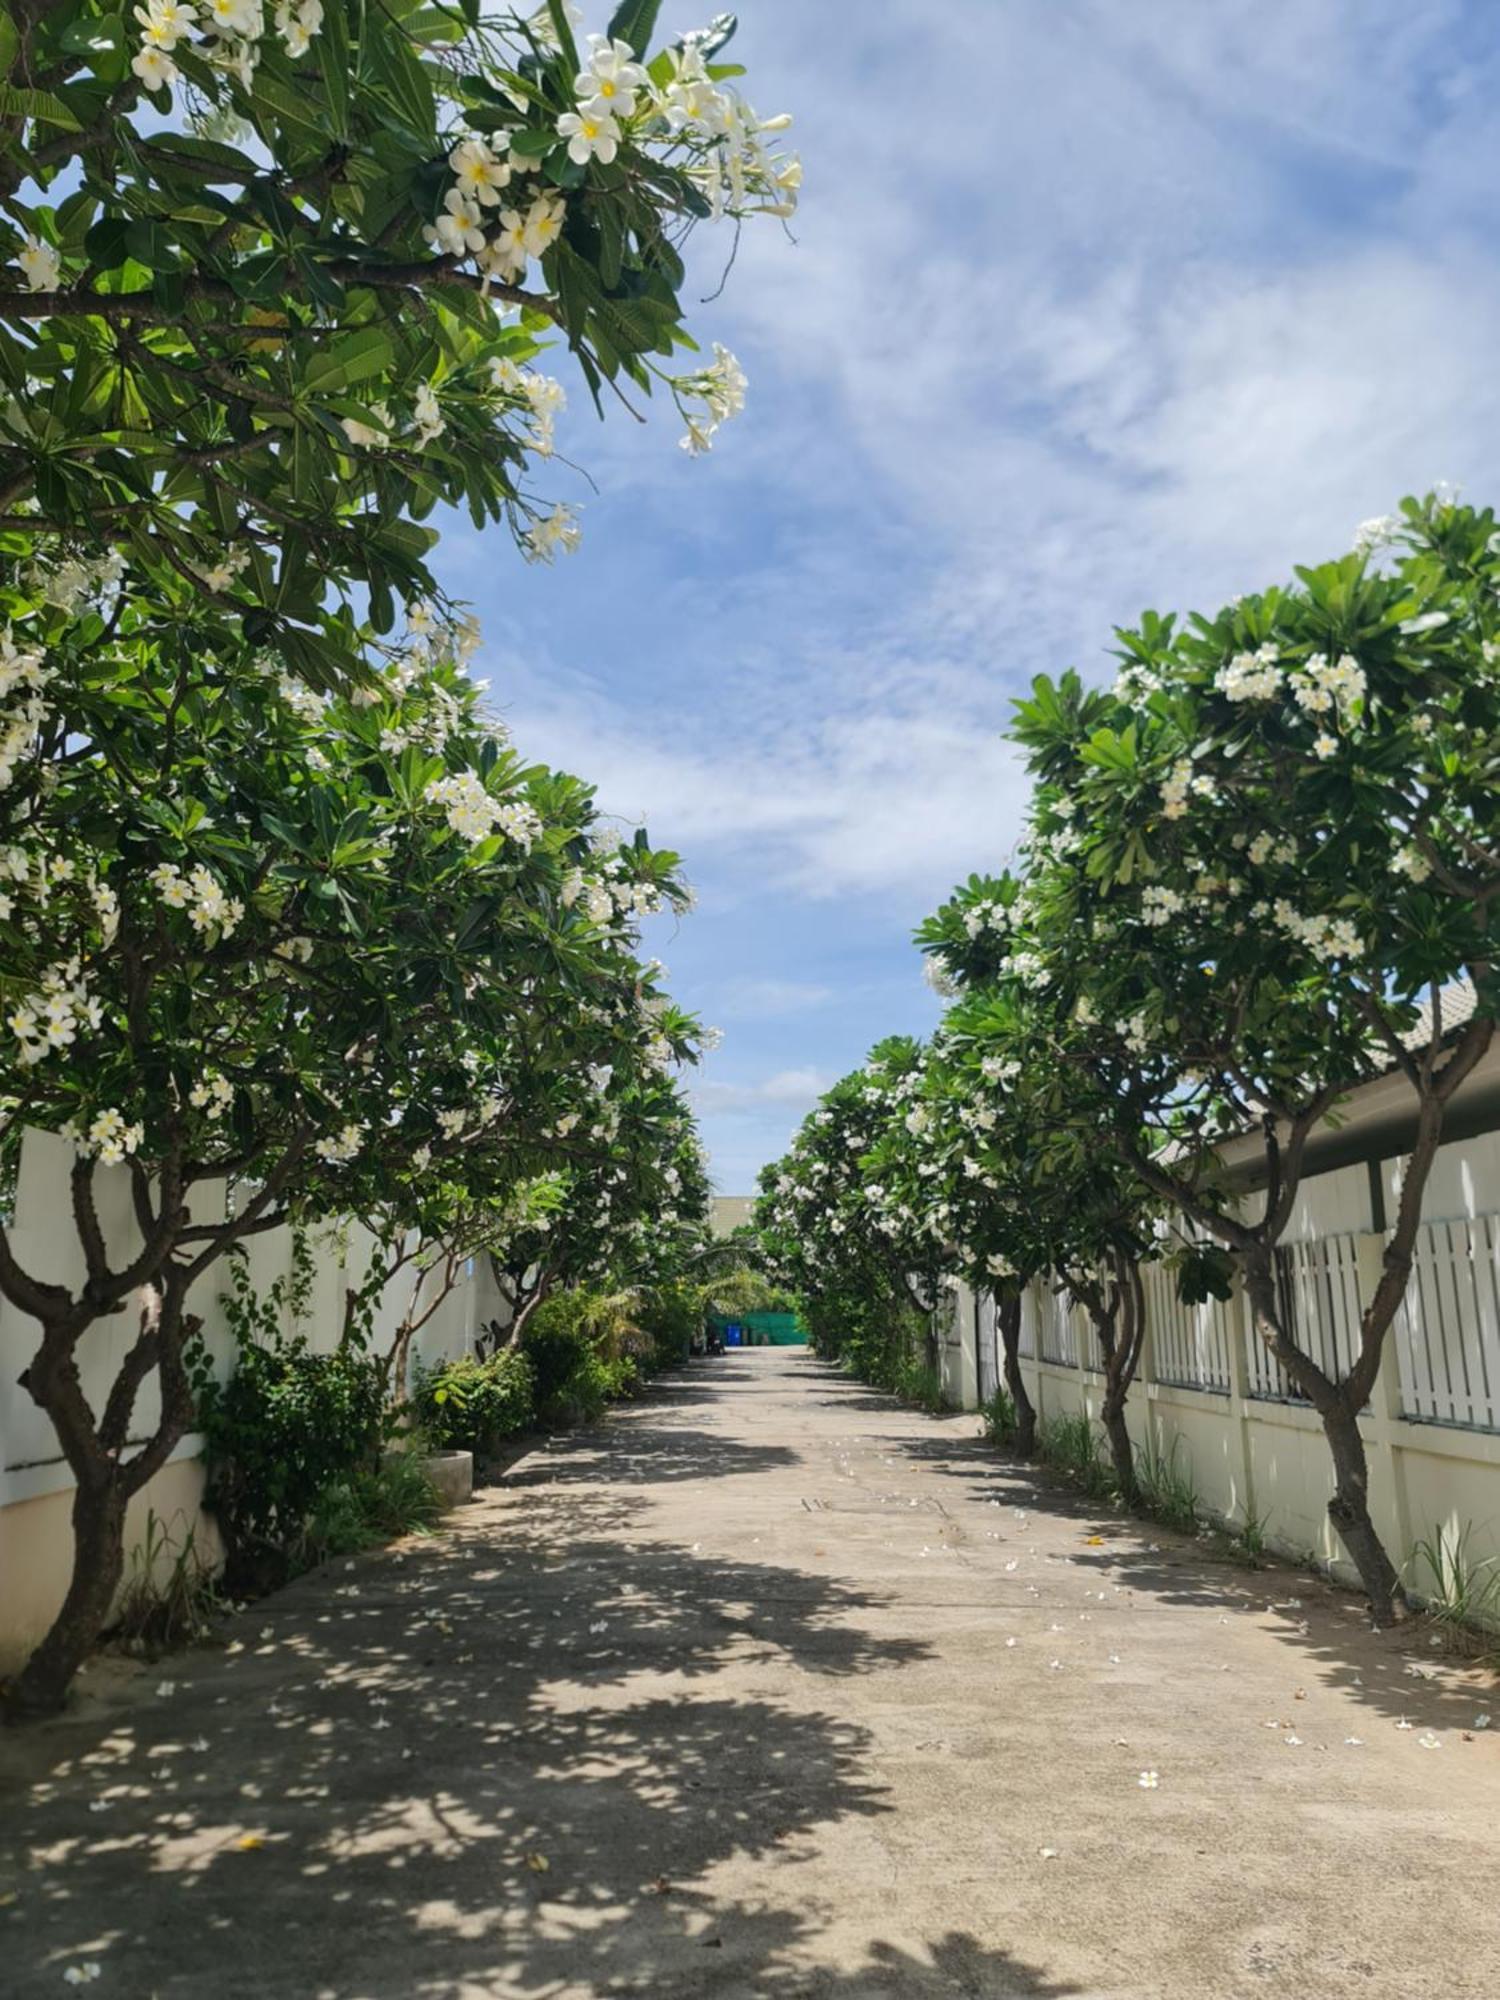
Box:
[1101,1395,1137,1504]
[8,1476,127,1718]
[1242,1253,1408,1625]
[503,1267,555,1349]
[997,1288,1036,1456]
[1321,1392,1407,1624]
[1078,1255,1144,1504]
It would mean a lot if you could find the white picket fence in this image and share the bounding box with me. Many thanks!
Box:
[1142,1259,1233,1396]
[999,1217,1500,1439]
[1395,1213,1500,1432]
[955,1201,1500,1599]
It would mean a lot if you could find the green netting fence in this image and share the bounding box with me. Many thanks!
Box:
[708,1312,806,1347]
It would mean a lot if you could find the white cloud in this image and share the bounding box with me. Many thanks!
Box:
[501,671,1031,906]
[715,979,834,1019]
[693,1066,835,1115]
[439,0,1500,1193]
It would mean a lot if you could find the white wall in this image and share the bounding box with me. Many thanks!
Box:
[946,1119,1500,1610]
[0,1131,497,1669]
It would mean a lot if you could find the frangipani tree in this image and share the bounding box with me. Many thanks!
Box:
[480,1059,711,1339]
[878,981,1161,1489]
[0,566,693,1712]
[755,1039,948,1386]
[1,0,795,683]
[340,891,709,1377]
[940,494,1499,1620]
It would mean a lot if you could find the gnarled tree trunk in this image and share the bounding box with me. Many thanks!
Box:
[9,1284,199,1718]
[996,1285,1036,1456]
[1241,1249,1407,1623]
[9,1475,129,1718]
[1076,1254,1145,1504]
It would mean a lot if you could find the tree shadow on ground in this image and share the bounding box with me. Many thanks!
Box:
[0,1495,944,1997]
[869,1404,1498,1733]
[504,1419,801,1489]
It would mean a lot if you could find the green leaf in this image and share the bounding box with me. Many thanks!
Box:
[251,71,327,135]
[545,150,588,190]
[304,327,397,396]
[546,0,583,66]
[0,81,82,130]
[606,0,664,54]
[362,12,438,144]
[689,11,738,59]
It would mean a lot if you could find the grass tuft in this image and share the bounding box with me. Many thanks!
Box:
[1409,1520,1500,1636]
[113,1509,228,1656]
[1134,1434,1201,1534]
[1036,1412,1116,1503]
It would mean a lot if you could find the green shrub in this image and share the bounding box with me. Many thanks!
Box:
[113,1509,227,1657]
[193,1254,388,1587]
[892,1354,945,1413]
[1410,1521,1500,1632]
[1134,1434,1201,1533]
[521,1292,632,1426]
[412,1350,535,1458]
[304,1452,443,1561]
[635,1280,701,1368]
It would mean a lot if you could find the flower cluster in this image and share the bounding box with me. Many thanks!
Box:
[1159,758,1212,820]
[1391,843,1433,884]
[314,1120,365,1165]
[675,345,749,456]
[84,1107,145,1167]
[1353,514,1404,555]
[425,773,541,849]
[131,0,323,96]
[8,964,102,1067]
[524,505,583,563]
[150,862,245,939]
[1215,644,1282,702]
[489,357,567,457]
[557,38,648,162]
[1270,901,1362,963]
[0,629,51,791]
[405,23,799,300]
[1290,650,1365,717]
[1139,885,1185,928]
[189,1073,236,1119]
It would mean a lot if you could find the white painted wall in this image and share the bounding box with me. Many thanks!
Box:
[0,1130,500,1669]
[941,1111,1500,1608]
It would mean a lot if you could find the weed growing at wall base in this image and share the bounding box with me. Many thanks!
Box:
[1035,1413,1117,1505]
[1134,1436,1202,1535]
[1410,1522,1500,1634]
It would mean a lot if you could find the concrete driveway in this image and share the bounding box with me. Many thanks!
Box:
[3,1349,1498,1998]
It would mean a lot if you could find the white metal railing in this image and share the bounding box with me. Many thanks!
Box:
[1143,1260,1232,1394]
[1241,1232,1365,1402]
[1395,1213,1500,1433]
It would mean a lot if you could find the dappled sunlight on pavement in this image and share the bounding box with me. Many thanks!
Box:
[3,1351,1498,1997]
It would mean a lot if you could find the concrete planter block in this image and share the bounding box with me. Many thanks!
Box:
[423,1450,473,1509]
[384,1447,473,1510]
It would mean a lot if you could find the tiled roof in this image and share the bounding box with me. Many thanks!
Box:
[1399,977,1479,1054]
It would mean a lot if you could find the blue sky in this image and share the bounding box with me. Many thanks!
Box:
[436,0,1500,1192]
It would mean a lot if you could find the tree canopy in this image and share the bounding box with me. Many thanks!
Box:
[1,1,796,682]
